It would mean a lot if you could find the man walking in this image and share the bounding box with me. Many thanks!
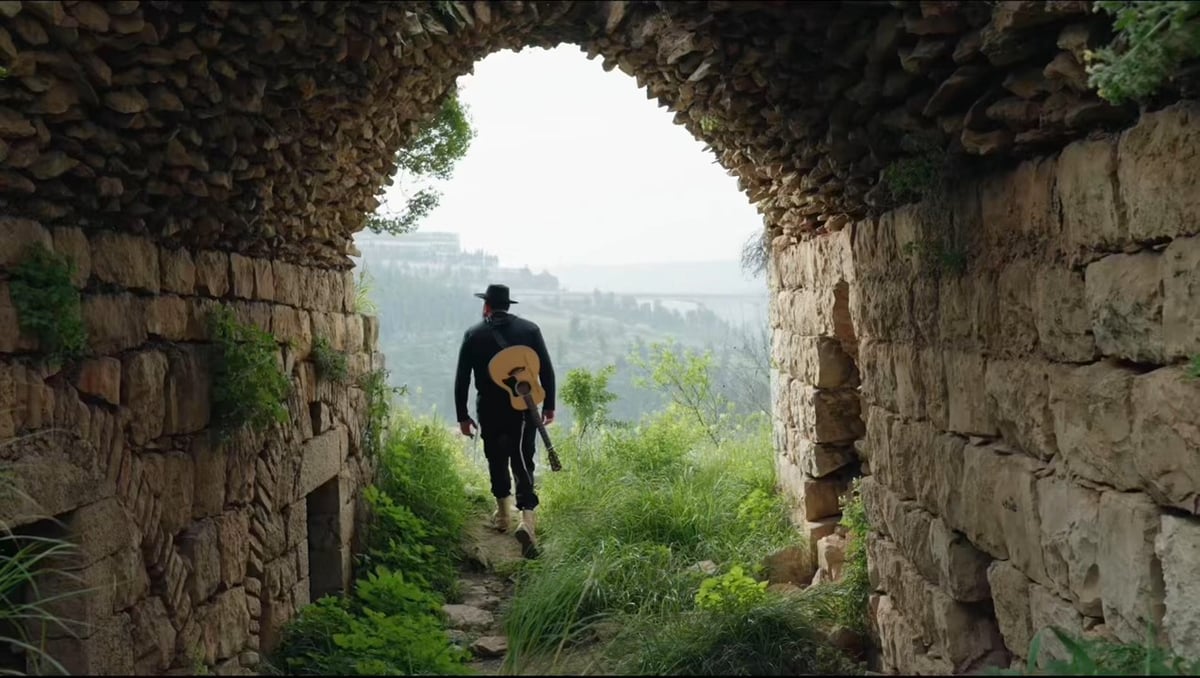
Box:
[454,284,556,556]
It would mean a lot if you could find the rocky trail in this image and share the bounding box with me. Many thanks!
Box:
[443,513,526,675]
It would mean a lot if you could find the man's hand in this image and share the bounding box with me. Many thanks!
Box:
[459,418,477,438]
[542,409,555,426]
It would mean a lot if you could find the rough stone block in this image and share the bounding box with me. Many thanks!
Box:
[130,597,175,673]
[891,343,924,420]
[1032,267,1096,364]
[83,293,147,354]
[0,217,52,268]
[981,155,1059,253]
[791,383,864,444]
[195,250,231,298]
[928,516,993,603]
[1037,475,1102,616]
[1130,367,1200,515]
[875,593,955,675]
[230,253,255,299]
[42,611,134,675]
[988,559,1034,659]
[191,437,228,520]
[1156,514,1200,659]
[181,518,222,604]
[253,258,275,301]
[199,588,250,662]
[64,497,137,567]
[91,231,159,293]
[218,510,250,589]
[1029,584,1086,662]
[160,247,196,295]
[945,350,995,435]
[956,445,1010,559]
[1050,361,1140,491]
[75,357,121,406]
[271,305,311,355]
[801,475,850,521]
[272,262,301,307]
[297,427,348,498]
[1057,137,1124,256]
[997,260,1039,356]
[121,350,167,446]
[164,346,211,436]
[985,359,1057,460]
[858,340,896,412]
[161,450,195,536]
[794,438,857,478]
[51,226,91,287]
[146,295,189,341]
[1098,491,1166,644]
[1085,252,1164,363]
[1163,235,1200,360]
[1118,102,1200,242]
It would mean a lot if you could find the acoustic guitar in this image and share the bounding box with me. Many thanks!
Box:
[487,345,562,472]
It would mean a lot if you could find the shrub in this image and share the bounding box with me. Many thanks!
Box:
[1087,1,1200,104]
[695,565,768,614]
[9,245,86,364]
[560,365,618,437]
[208,307,290,435]
[880,151,943,204]
[359,368,404,459]
[813,478,872,634]
[311,335,349,384]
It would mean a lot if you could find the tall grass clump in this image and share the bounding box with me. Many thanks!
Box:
[0,462,92,676]
[271,406,480,675]
[501,357,861,676]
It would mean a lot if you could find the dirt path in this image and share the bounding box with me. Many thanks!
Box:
[443,512,526,675]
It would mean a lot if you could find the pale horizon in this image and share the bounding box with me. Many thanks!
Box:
[370,44,765,273]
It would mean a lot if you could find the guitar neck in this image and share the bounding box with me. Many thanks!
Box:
[521,393,562,471]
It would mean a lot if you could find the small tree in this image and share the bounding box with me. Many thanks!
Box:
[367,89,475,235]
[560,366,619,437]
[629,340,734,446]
[1086,1,1200,104]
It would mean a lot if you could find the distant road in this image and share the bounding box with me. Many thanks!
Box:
[518,290,766,302]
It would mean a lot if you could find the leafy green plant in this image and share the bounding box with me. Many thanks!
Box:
[1087,1,1200,104]
[311,335,349,384]
[208,306,290,435]
[560,365,619,437]
[352,268,378,315]
[695,565,768,614]
[698,115,721,135]
[817,478,871,634]
[902,238,968,277]
[988,625,1200,675]
[367,90,474,236]
[359,368,404,459]
[1188,355,1199,379]
[880,151,943,204]
[9,245,87,364]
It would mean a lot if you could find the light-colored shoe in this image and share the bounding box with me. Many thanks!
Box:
[514,509,538,558]
[492,496,513,533]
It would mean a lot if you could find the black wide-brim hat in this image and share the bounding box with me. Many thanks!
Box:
[475,283,518,305]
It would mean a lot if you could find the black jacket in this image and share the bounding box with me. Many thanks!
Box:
[454,311,556,425]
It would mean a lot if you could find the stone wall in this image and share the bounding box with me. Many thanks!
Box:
[0,221,380,675]
[771,101,1200,673]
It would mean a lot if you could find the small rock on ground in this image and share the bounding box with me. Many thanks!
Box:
[443,604,494,631]
[471,635,509,658]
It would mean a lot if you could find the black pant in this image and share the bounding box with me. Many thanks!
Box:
[481,412,539,511]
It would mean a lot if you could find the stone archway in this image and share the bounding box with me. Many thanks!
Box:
[3,1,1198,675]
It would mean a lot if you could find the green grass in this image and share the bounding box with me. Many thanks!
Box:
[9,244,87,364]
[208,306,290,436]
[311,335,349,385]
[499,410,861,675]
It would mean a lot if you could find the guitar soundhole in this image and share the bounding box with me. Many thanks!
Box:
[516,382,531,396]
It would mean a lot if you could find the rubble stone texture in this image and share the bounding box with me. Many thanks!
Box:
[0,1,1197,675]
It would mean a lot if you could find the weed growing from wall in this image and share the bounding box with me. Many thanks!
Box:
[880,151,943,205]
[1188,355,1200,379]
[352,268,378,316]
[901,239,969,277]
[1087,1,1200,105]
[9,245,87,364]
[312,335,349,384]
[360,368,406,459]
[988,625,1200,676]
[208,307,290,436]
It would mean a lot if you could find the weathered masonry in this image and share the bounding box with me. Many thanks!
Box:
[0,0,1197,674]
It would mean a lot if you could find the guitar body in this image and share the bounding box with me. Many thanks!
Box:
[488,346,546,411]
[486,345,562,472]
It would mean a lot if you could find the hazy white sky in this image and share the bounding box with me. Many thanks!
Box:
[373,45,763,271]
